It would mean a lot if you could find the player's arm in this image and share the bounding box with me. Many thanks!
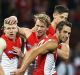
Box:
[51,20,57,31]
[18,39,58,73]
[57,43,70,60]
[11,39,58,75]
[17,27,32,39]
[0,65,4,75]
[12,39,58,75]
[0,38,6,57]
[57,37,70,60]
[0,38,6,75]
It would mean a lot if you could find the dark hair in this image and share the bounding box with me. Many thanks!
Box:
[34,13,51,27]
[54,5,69,14]
[57,21,72,31]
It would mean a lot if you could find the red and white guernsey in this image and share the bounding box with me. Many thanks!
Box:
[26,25,55,51]
[26,32,38,51]
[46,25,55,36]
[33,34,58,75]
[25,25,55,75]
[24,32,38,75]
[0,35,21,75]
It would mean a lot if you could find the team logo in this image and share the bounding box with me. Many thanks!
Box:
[8,50,16,54]
[26,44,32,48]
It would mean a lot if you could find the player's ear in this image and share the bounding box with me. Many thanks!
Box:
[53,13,57,20]
[53,12,57,17]
[53,13,55,18]
[0,26,4,34]
[53,12,58,19]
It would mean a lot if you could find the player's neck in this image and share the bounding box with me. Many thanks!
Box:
[52,19,58,24]
[4,34,16,42]
[51,20,57,29]
[38,34,47,40]
[55,32,59,42]
[12,38,16,42]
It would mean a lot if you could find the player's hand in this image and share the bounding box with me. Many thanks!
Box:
[4,16,18,25]
[12,46,24,58]
[10,69,23,75]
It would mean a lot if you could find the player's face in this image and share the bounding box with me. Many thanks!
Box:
[35,19,48,37]
[54,12,68,24]
[4,24,18,40]
[59,25,71,42]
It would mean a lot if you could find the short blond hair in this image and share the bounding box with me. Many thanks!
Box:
[34,13,51,27]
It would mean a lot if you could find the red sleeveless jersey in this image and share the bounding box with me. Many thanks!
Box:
[33,34,58,75]
[1,35,21,59]
[26,25,55,51]
[26,32,38,51]
[46,25,55,36]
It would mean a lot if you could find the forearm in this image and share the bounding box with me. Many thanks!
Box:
[20,45,48,72]
[20,49,39,72]
[19,39,58,72]
[18,27,32,39]
[18,27,26,38]
[17,52,25,68]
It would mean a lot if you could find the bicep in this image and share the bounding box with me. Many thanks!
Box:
[36,39,58,54]
[44,39,58,53]
[61,43,70,52]
[19,27,32,39]
[57,43,70,59]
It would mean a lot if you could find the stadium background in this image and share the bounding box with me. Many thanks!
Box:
[0,0,80,75]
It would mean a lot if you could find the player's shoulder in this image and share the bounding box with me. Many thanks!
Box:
[0,38,6,42]
[0,38,6,46]
[48,34,58,42]
[0,38,6,54]
[47,25,55,35]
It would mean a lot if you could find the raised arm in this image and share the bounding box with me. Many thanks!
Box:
[21,39,58,71]
[17,27,32,39]
[57,37,70,60]
[11,39,58,75]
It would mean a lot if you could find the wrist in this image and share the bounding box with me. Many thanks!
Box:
[20,66,25,73]
[18,68,24,74]
[20,53,24,58]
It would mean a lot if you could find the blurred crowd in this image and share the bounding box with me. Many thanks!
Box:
[0,0,80,75]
